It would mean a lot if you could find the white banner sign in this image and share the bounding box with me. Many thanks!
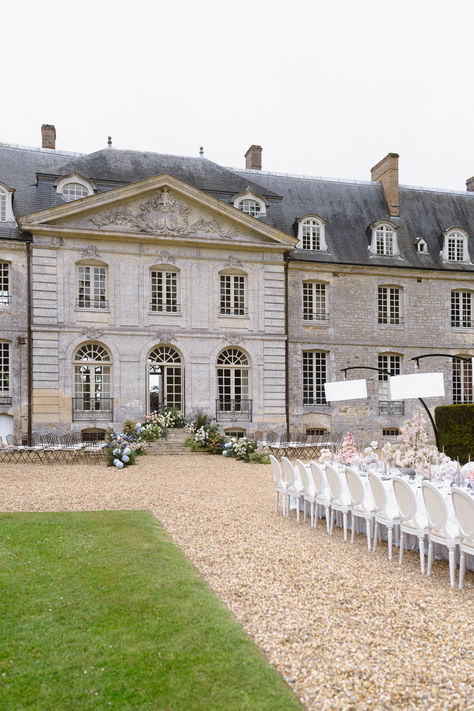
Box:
[389,372,445,400]
[324,379,367,401]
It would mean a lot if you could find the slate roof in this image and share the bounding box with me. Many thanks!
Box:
[1,142,473,273]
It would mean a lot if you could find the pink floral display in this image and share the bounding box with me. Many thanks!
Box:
[337,432,359,465]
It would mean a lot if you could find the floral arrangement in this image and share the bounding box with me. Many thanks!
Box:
[393,411,437,473]
[359,440,380,469]
[336,432,359,465]
[222,437,269,464]
[106,432,139,468]
[318,447,333,463]
[187,423,226,454]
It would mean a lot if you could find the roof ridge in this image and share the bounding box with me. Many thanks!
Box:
[230,166,376,186]
[0,141,84,157]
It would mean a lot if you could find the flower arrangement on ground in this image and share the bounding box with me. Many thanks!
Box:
[223,437,270,464]
[186,422,226,454]
[393,411,437,474]
[336,432,359,465]
[106,432,138,468]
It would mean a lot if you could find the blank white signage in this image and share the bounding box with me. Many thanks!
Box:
[389,372,445,400]
[324,379,367,401]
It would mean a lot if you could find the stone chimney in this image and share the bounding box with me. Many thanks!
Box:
[245,145,262,170]
[41,124,56,150]
[466,177,474,192]
[370,152,399,217]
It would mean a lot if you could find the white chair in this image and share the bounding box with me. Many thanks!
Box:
[392,476,428,574]
[345,467,374,549]
[295,459,317,527]
[325,463,352,542]
[422,481,460,589]
[269,454,286,515]
[451,487,474,590]
[309,460,331,533]
[281,457,304,520]
[368,472,400,561]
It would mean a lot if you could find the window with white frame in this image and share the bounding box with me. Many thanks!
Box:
[297,216,327,251]
[233,189,266,217]
[302,282,328,321]
[0,341,10,400]
[73,343,112,415]
[374,224,396,255]
[451,291,472,328]
[445,230,468,262]
[77,264,107,310]
[303,351,327,405]
[378,354,401,401]
[238,199,261,216]
[62,183,89,201]
[378,286,401,325]
[0,183,14,222]
[216,348,251,415]
[0,262,10,306]
[56,173,94,202]
[452,357,473,403]
[150,268,179,313]
[417,239,427,253]
[219,272,247,316]
[148,345,183,412]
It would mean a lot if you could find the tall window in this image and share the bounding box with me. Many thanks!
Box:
[148,346,183,412]
[303,282,328,321]
[150,269,179,313]
[219,273,246,316]
[451,291,472,328]
[0,189,6,222]
[73,343,112,418]
[297,216,327,250]
[378,354,401,400]
[77,265,107,310]
[378,286,401,324]
[452,357,472,403]
[0,262,9,306]
[375,225,395,255]
[0,342,10,400]
[216,348,250,415]
[446,232,465,262]
[303,351,327,405]
[0,184,14,222]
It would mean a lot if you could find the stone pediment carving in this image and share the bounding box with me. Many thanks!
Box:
[224,256,244,269]
[80,245,101,259]
[86,188,237,240]
[154,331,177,343]
[80,327,104,339]
[224,333,246,345]
[156,249,176,265]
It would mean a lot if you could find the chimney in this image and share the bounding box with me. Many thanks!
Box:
[41,124,56,150]
[466,177,474,192]
[370,152,399,217]
[245,144,262,170]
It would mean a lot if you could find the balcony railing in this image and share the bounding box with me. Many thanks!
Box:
[219,306,249,316]
[0,395,12,405]
[379,400,404,415]
[149,303,181,313]
[72,398,114,421]
[216,399,252,421]
[75,299,109,310]
[303,312,330,322]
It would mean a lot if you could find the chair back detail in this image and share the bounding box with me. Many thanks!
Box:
[269,455,283,487]
[451,487,474,543]
[281,457,296,489]
[392,476,417,523]
[368,472,387,514]
[309,461,327,497]
[422,482,448,532]
[296,460,313,497]
[345,467,364,506]
[325,463,342,500]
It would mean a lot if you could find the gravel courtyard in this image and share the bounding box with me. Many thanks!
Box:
[1,455,473,710]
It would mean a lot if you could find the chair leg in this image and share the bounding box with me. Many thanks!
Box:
[275,491,279,513]
[459,549,466,590]
[325,506,330,533]
[330,509,335,535]
[418,537,425,575]
[311,502,315,529]
[303,500,307,523]
[366,518,371,549]
[373,522,378,552]
[296,496,300,521]
[427,540,433,576]
[351,515,355,544]
[388,526,393,561]
[399,531,404,566]
[343,512,348,542]
[448,547,456,589]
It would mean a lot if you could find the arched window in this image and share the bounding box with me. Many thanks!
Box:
[452,357,472,404]
[0,189,6,222]
[148,345,183,412]
[371,223,398,256]
[73,343,112,420]
[297,216,327,251]
[238,199,261,216]
[443,229,469,262]
[56,172,94,202]
[62,183,89,201]
[232,188,266,217]
[0,182,14,222]
[216,348,251,418]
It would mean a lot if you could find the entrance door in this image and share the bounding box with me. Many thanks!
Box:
[148,346,183,412]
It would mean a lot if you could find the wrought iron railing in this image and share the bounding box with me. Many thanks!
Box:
[72,398,114,421]
[216,399,252,421]
[379,400,404,415]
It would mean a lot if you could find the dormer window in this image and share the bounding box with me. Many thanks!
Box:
[296,215,327,251]
[417,239,428,253]
[369,221,399,256]
[0,182,15,222]
[232,187,267,217]
[56,172,94,202]
[442,229,470,262]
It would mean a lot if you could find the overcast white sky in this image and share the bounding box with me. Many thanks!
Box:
[3,0,473,190]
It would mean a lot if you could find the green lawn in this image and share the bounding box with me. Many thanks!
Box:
[0,511,303,711]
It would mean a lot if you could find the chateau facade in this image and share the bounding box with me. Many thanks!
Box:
[1,127,473,444]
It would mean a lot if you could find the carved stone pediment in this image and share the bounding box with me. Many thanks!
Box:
[224,333,246,345]
[80,327,104,339]
[154,331,177,343]
[80,245,101,260]
[224,256,244,269]
[156,249,176,265]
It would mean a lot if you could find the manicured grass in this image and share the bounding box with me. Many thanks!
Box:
[0,511,303,711]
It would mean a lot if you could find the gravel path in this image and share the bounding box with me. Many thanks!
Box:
[1,455,473,710]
